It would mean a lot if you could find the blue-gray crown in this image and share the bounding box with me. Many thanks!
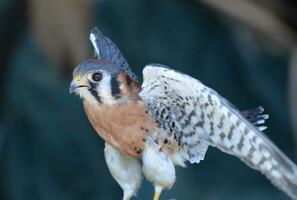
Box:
[90,27,138,81]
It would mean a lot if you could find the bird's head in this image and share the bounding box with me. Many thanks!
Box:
[70,59,139,105]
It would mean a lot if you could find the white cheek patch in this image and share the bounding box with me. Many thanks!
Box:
[98,75,117,105]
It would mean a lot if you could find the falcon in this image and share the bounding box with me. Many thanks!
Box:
[70,27,297,200]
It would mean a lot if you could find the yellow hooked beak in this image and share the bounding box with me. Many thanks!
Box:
[69,76,88,93]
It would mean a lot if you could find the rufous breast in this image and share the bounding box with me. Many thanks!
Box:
[83,100,156,158]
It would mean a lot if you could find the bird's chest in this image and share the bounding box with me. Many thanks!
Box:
[83,100,157,158]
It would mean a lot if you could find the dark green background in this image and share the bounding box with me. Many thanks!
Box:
[0,0,296,199]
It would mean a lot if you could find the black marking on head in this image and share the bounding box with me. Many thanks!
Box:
[111,76,121,98]
[125,74,132,87]
[89,82,101,103]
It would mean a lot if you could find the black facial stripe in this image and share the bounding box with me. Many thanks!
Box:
[125,74,132,87]
[89,82,101,103]
[111,76,121,98]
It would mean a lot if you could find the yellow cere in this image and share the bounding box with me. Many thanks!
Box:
[75,76,82,83]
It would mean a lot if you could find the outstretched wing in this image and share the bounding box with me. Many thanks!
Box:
[140,64,297,199]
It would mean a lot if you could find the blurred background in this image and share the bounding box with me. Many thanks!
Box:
[1,0,297,199]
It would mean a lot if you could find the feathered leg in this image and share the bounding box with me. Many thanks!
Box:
[142,137,176,200]
[104,142,142,200]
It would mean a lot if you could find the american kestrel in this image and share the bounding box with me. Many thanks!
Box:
[70,28,297,200]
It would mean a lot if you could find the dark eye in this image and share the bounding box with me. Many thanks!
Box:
[92,72,102,82]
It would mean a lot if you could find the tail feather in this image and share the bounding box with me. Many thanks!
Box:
[240,106,269,131]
